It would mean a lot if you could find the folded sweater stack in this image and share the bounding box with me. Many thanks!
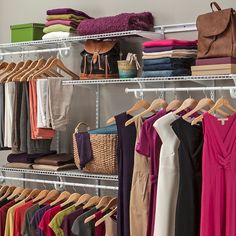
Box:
[43,8,92,39]
[6,152,77,171]
[142,39,197,77]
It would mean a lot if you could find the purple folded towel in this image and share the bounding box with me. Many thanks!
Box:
[47,8,92,19]
[7,151,57,164]
[77,12,154,36]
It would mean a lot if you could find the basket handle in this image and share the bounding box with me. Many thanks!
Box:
[74,122,90,133]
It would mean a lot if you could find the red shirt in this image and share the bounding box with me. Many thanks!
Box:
[0,200,15,235]
[38,205,62,236]
[13,200,33,236]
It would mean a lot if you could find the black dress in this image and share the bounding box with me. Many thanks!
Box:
[115,113,136,236]
[171,118,203,236]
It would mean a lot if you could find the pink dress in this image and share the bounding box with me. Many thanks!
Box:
[200,112,236,236]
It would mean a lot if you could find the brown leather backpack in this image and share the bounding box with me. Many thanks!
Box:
[197,2,236,58]
[80,40,120,80]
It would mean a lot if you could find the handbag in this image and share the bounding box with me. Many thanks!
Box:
[80,39,120,80]
[196,2,236,58]
[73,122,118,174]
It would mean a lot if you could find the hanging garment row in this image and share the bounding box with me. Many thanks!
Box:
[0,59,76,154]
[0,185,117,236]
[106,93,236,236]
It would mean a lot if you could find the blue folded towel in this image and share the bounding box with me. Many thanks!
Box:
[143,63,190,71]
[142,69,191,77]
[143,58,195,66]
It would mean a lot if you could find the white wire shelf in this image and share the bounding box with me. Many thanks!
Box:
[0,30,161,51]
[62,74,236,85]
[0,167,118,181]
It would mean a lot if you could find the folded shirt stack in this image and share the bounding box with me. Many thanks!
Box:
[191,57,236,75]
[43,8,92,39]
[142,39,197,77]
[5,152,77,171]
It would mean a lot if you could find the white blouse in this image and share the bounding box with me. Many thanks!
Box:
[153,112,180,236]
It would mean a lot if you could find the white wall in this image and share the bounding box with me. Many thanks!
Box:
[0,0,235,43]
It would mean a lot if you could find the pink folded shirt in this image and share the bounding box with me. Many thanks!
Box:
[46,20,78,27]
[144,39,198,48]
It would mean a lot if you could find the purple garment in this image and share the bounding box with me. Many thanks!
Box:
[95,211,105,236]
[75,132,93,169]
[77,12,154,36]
[7,151,57,163]
[47,8,92,19]
[143,45,197,53]
[136,109,166,236]
[196,56,236,66]
[61,207,84,236]
[46,20,78,28]
[115,113,136,236]
[31,204,51,236]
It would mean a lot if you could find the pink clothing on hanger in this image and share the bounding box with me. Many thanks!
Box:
[143,39,197,48]
[29,80,55,140]
[200,112,236,236]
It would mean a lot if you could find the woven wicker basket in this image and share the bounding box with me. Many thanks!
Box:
[73,122,118,174]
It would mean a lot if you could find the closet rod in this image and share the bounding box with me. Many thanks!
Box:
[0,176,118,190]
[0,46,70,57]
[125,86,236,93]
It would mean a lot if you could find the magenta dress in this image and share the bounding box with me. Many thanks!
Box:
[200,112,236,236]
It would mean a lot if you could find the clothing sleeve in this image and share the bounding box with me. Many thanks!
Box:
[71,218,79,235]
[136,122,150,157]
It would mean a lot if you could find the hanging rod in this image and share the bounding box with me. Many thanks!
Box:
[155,22,197,34]
[0,176,118,190]
[0,46,70,57]
[125,86,236,93]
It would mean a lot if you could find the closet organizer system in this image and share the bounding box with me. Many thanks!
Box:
[0,21,235,223]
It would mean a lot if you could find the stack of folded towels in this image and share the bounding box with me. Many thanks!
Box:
[5,152,77,171]
[43,8,92,40]
[142,39,198,77]
[192,57,236,75]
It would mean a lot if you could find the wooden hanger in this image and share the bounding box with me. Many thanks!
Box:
[125,98,168,126]
[84,196,112,224]
[182,97,228,120]
[107,99,151,125]
[192,96,236,125]
[60,193,81,207]
[14,188,32,202]
[20,58,48,81]
[31,58,80,80]
[166,97,182,112]
[1,61,24,82]
[9,60,32,82]
[38,190,60,205]
[0,62,8,70]
[74,194,92,207]
[32,189,49,203]
[15,60,38,81]
[24,189,41,202]
[83,196,101,210]
[0,62,16,78]
[100,197,117,213]
[0,185,9,197]
[173,97,198,115]
[50,191,71,206]
[7,187,24,200]
[0,186,16,201]
[95,206,117,227]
